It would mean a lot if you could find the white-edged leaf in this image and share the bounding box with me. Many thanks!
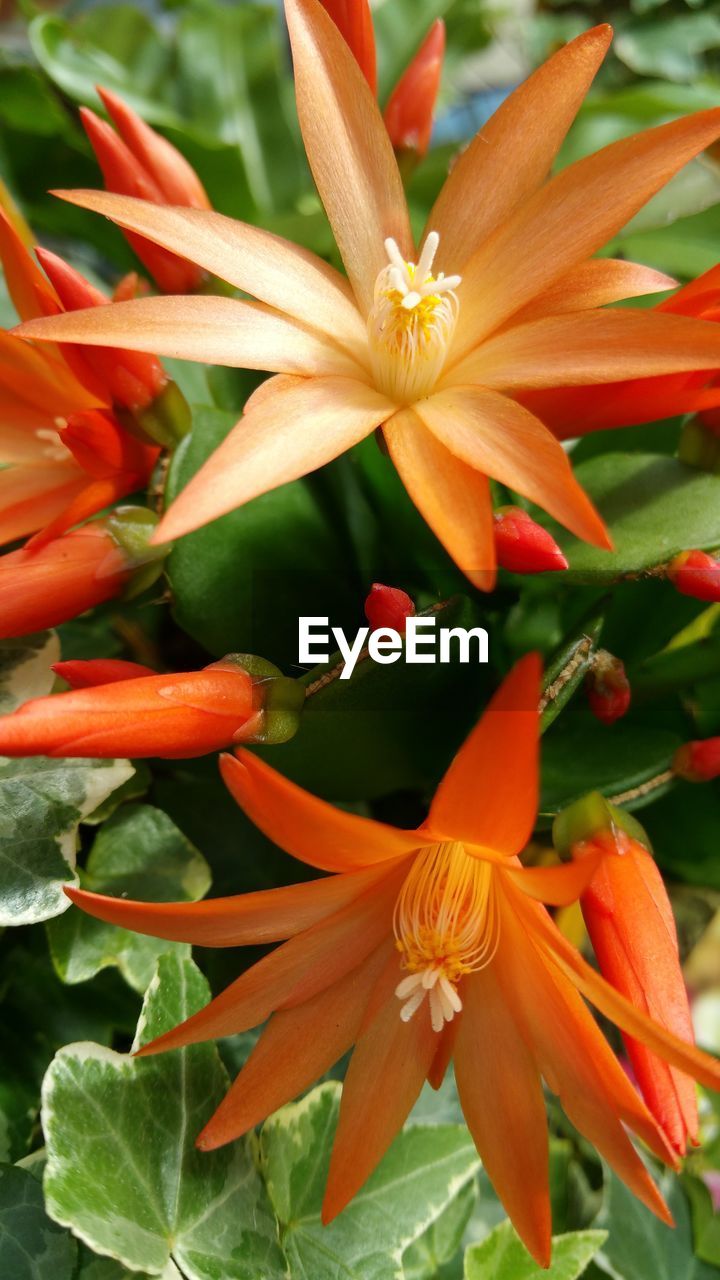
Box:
[464,1221,606,1280]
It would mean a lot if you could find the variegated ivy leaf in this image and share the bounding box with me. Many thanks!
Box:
[0,1163,77,1280]
[0,631,59,714]
[464,1222,607,1280]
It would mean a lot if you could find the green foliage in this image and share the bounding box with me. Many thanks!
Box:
[0,1163,77,1280]
[464,1222,606,1280]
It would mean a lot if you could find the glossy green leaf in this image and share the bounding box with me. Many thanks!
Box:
[464,1222,606,1280]
[540,721,680,819]
[47,804,211,992]
[614,15,720,82]
[403,1181,476,1280]
[593,1166,718,1280]
[0,1164,77,1280]
[42,953,286,1279]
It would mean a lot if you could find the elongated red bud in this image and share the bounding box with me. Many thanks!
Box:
[80,107,204,293]
[384,20,445,161]
[53,659,157,688]
[320,0,377,93]
[554,793,698,1154]
[36,248,167,410]
[667,549,720,601]
[494,507,568,574]
[0,653,303,758]
[96,86,210,211]
[364,583,415,633]
[673,738,720,782]
[586,651,631,725]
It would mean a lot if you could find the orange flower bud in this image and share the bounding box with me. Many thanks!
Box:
[667,549,720,601]
[35,248,166,410]
[53,658,156,688]
[364,583,415,633]
[80,104,206,293]
[673,738,720,782]
[586,651,631,725]
[384,20,445,160]
[320,0,377,93]
[555,794,698,1154]
[494,507,569,573]
[97,87,210,211]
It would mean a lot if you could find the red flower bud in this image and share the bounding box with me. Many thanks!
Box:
[320,0,377,93]
[586,651,631,725]
[36,248,166,410]
[493,507,569,574]
[384,20,445,160]
[53,658,156,688]
[364,583,415,633]
[555,794,698,1154]
[97,87,210,212]
[667,549,720,601]
[673,738,720,782]
[80,106,205,294]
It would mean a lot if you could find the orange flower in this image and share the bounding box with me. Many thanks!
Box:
[17,3,720,588]
[556,795,698,1155]
[64,655,720,1266]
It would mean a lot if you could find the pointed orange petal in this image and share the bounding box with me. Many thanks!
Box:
[66,864,392,947]
[322,952,437,1222]
[383,408,496,591]
[136,867,405,1056]
[221,751,421,873]
[506,258,676,328]
[416,388,610,549]
[0,466,87,547]
[455,963,551,1268]
[154,376,394,543]
[454,107,720,355]
[451,308,720,390]
[427,653,540,855]
[16,296,366,379]
[428,26,612,275]
[503,850,604,906]
[197,942,391,1149]
[285,0,412,315]
[52,190,367,360]
[0,209,58,321]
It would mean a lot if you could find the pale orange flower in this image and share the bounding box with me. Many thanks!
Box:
[17,1,720,587]
[66,655,720,1266]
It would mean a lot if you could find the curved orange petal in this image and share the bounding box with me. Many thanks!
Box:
[221,751,422,873]
[196,942,392,1149]
[383,407,496,591]
[16,296,367,380]
[415,387,610,550]
[428,26,611,275]
[153,376,395,544]
[52,191,367,361]
[503,850,604,906]
[285,0,412,315]
[426,653,540,856]
[505,259,676,328]
[455,962,551,1268]
[450,308,720,390]
[136,865,405,1056]
[0,465,87,547]
[453,107,720,357]
[322,951,438,1223]
[66,864,392,947]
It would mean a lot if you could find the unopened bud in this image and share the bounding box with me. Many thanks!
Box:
[667,549,720,601]
[321,0,377,93]
[364,583,415,633]
[384,20,445,167]
[214,654,305,746]
[553,791,650,862]
[673,738,720,782]
[586,651,631,725]
[494,507,568,574]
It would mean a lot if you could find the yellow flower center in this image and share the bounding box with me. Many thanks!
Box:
[393,840,498,1032]
[367,232,461,404]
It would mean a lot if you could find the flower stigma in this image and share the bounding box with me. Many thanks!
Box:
[368,231,461,404]
[393,840,498,1032]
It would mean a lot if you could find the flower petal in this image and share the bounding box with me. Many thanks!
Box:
[322,952,437,1223]
[196,942,392,1149]
[154,376,395,543]
[503,850,604,907]
[66,864,392,947]
[0,465,87,547]
[453,107,720,356]
[455,962,550,1268]
[383,407,496,591]
[451,308,720,390]
[427,25,612,275]
[221,751,421,873]
[415,387,610,549]
[52,190,368,360]
[426,653,540,856]
[505,258,676,328]
[285,0,412,315]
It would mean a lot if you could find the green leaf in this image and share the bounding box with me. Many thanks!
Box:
[0,631,59,714]
[614,14,720,83]
[0,1163,77,1280]
[402,1181,476,1280]
[593,1166,719,1280]
[47,804,211,992]
[540,721,680,819]
[464,1222,606,1280]
[546,455,720,580]
[644,781,720,889]
[260,1081,479,1280]
[0,756,135,926]
[42,953,285,1279]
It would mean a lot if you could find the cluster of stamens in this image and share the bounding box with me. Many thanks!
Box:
[34,422,69,462]
[367,231,461,404]
[393,841,499,1032]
